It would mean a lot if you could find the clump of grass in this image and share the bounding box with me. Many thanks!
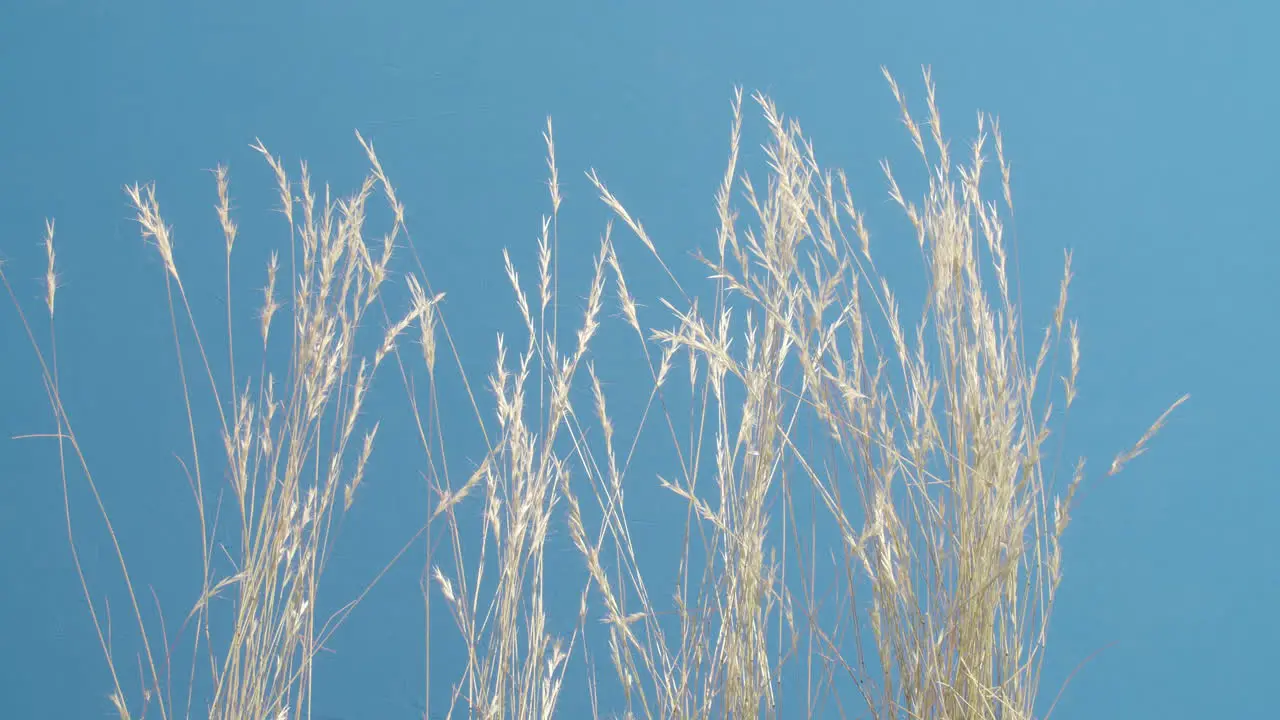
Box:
[4,67,1183,720]
[6,135,425,720]
[541,68,1186,719]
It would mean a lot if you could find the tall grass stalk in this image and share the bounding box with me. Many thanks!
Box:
[3,69,1183,720]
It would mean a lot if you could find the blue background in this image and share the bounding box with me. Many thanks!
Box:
[2,1,1276,718]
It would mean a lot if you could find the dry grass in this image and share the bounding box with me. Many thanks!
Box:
[6,135,422,720]
[3,68,1185,720]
